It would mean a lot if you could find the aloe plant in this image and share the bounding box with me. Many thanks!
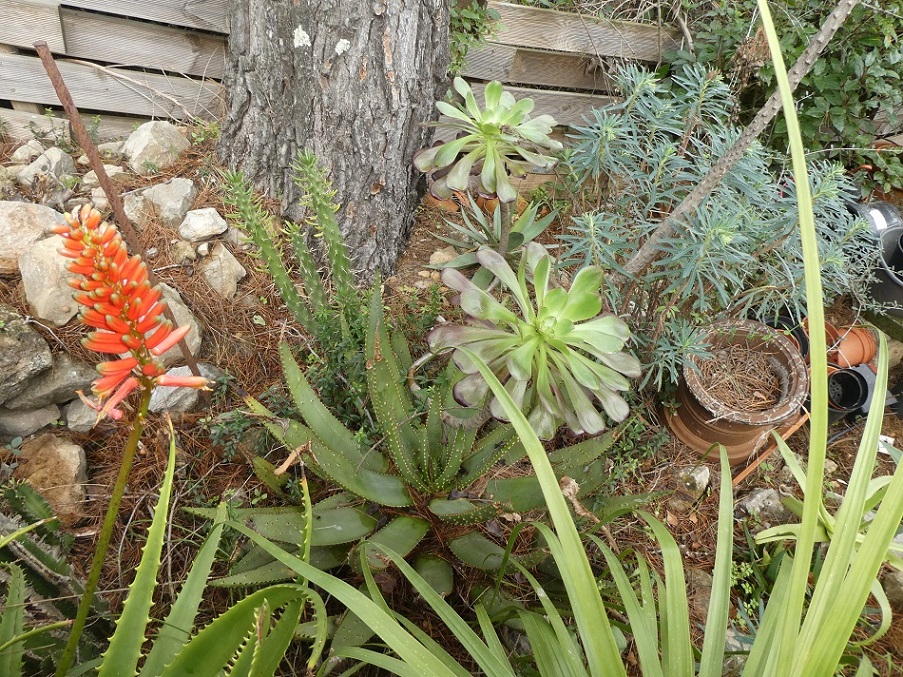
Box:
[196,288,617,597]
[429,243,641,439]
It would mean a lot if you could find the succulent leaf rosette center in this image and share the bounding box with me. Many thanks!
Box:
[429,243,641,439]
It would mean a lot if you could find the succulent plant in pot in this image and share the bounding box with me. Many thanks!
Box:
[429,243,641,440]
[415,77,562,258]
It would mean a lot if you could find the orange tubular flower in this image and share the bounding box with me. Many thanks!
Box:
[56,204,209,421]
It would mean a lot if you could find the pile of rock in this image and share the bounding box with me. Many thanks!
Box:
[0,121,252,521]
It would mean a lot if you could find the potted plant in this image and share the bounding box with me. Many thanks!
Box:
[664,318,809,465]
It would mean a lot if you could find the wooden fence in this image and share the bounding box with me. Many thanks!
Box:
[0,0,679,141]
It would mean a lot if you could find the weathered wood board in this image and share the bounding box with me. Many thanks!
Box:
[0,52,222,119]
[0,0,65,52]
[0,107,142,141]
[61,0,228,34]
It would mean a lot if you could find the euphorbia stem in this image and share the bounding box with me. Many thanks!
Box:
[55,386,153,677]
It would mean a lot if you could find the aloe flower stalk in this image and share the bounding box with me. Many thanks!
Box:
[53,204,208,677]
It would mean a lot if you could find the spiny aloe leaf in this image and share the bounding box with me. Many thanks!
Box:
[0,562,25,677]
[414,555,454,598]
[350,516,430,572]
[448,532,546,571]
[428,498,500,526]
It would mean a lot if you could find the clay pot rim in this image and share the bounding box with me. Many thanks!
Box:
[685,318,809,426]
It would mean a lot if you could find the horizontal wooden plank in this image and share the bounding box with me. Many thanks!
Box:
[0,0,65,52]
[489,1,679,62]
[61,0,228,33]
[464,42,615,92]
[0,107,142,141]
[0,52,222,119]
[60,8,226,78]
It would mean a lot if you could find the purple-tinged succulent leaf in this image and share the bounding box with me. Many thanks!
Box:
[453,372,491,407]
[594,388,630,422]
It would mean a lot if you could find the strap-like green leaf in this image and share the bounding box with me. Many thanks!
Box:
[0,562,25,677]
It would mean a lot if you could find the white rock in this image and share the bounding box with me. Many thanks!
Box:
[738,488,790,525]
[142,178,197,228]
[19,235,78,327]
[90,186,110,212]
[148,363,222,413]
[224,225,252,249]
[0,304,52,405]
[122,191,151,229]
[429,246,459,267]
[97,140,125,159]
[81,164,126,190]
[171,240,197,264]
[677,465,710,500]
[196,242,210,256]
[10,139,44,163]
[0,404,60,438]
[122,121,189,176]
[4,354,97,410]
[13,433,86,525]
[0,201,64,275]
[179,208,228,242]
[16,147,76,188]
[201,243,246,299]
[157,283,203,366]
[63,398,97,433]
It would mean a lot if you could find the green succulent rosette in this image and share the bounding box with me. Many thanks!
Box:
[429,243,641,439]
[414,77,562,203]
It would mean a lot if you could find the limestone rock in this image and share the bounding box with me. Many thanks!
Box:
[16,147,76,189]
[738,488,791,525]
[0,201,63,275]
[63,398,96,433]
[10,139,44,163]
[97,140,125,159]
[4,354,96,410]
[201,243,246,298]
[19,235,78,326]
[429,246,459,267]
[179,208,227,242]
[0,404,60,438]
[142,178,197,228]
[883,568,903,610]
[81,164,126,190]
[123,191,151,229]
[13,433,86,525]
[122,121,189,176]
[158,283,203,366]
[171,240,197,264]
[90,186,110,212]
[148,363,223,413]
[677,465,711,500]
[0,305,52,405]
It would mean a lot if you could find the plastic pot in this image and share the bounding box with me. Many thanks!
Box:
[664,319,809,466]
[868,225,903,317]
[826,368,869,423]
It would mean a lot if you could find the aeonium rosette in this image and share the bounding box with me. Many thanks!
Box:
[54,204,209,421]
[428,243,641,440]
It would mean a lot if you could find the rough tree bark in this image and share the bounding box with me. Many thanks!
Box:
[218,0,449,278]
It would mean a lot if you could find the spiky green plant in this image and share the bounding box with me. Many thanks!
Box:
[191,289,617,599]
[429,243,640,439]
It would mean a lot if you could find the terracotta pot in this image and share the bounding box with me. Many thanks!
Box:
[764,315,809,361]
[834,326,876,368]
[664,319,809,466]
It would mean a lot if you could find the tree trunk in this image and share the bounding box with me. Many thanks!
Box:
[218,0,449,278]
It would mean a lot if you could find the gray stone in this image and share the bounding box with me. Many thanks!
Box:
[0,305,52,405]
[738,488,791,525]
[19,235,78,326]
[223,225,252,249]
[677,465,710,500]
[201,243,246,298]
[157,283,203,366]
[16,147,76,189]
[0,404,60,438]
[171,240,197,264]
[148,363,222,413]
[686,567,713,618]
[0,201,64,275]
[4,354,97,410]
[429,246,459,267]
[90,186,110,212]
[63,398,96,433]
[122,121,189,176]
[96,140,125,159]
[122,191,150,228]
[81,165,126,190]
[883,568,903,610]
[13,433,86,525]
[196,241,210,256]
[178,208,227,242]
[10,139,44,163]
[142,178,197,228]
